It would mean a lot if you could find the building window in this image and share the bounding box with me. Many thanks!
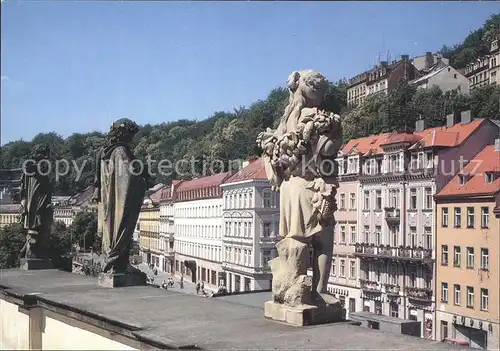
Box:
[350,226,356,244]
[454,284,461,305]
[481,207,489,228]
[262,250,271,267]
[485,172,495,183]
[364,191,370,210]
[480,289,489,311]
[454,246,461,267]
[441,245,448,265]
[332,259,336,276]
[409,227,417,247]
[263,189,272,208]
[409,272,416,287]
[263,223,271,237]
[466,247,474,269]
[467,207,475,228]
[340,193,346,210]
[424,187,432,209]
[349,193,356,209]
[390,302,399,318]
[410,189,417,210]
[364,225,370,243]
[389,189,399,208]
[350,260,356,278]
[390,226,399,247]
[480,248,489,270]
[340,226,346,243]
[340,260,346,277]
[375,190,382,210]
[375,226,381,245]
[442,208,449,227]
[454,207,461,227]
[467,286,474,308]
[424,227,432,250]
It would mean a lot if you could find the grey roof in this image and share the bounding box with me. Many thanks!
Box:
[0,269,467,350]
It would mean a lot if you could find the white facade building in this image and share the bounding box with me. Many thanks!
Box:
[159,184,176,273]
[173,172,232,288]
[220,158,279,292]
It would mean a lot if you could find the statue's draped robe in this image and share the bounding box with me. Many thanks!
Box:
[270,110,341,240]
[21,163,53,235]
[95,143,146,273]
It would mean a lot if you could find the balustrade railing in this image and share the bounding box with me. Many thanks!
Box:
[354,243,432,261]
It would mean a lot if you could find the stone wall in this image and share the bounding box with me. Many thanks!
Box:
[0,298,139,350]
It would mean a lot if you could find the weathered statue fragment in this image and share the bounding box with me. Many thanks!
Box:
[93,118,148,287]
[257,70,344,325]
[19,144,54,270]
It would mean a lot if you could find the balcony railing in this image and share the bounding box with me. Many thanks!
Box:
[354,243,432,263]
[384,207,400,222]
[405,286,433,302]
[384,283,401,295]
[359,279,382,292]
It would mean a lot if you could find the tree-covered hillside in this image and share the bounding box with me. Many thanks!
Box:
[1,13,499,196]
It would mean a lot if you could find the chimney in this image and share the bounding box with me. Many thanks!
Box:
[446,113,458,127]
[425,52,434,70]
[495,138,500,152]
[415,116,427,132]
[460,110,472,124]
[401,54,409,61]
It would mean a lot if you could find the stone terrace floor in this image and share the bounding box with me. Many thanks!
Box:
[0,269,468,350]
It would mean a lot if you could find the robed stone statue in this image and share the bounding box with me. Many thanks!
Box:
[257,70,344,325]
[93,118,149,287]
[19,144,54,269]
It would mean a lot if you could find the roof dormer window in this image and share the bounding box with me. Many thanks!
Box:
[458,174,468,185]
[485,172,496,184]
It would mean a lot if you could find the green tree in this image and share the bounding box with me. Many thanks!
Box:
[0,223,25,269]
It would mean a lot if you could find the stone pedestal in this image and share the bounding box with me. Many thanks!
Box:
[98,271,147,288]
[20,258,53,270]
[264,301,344,327]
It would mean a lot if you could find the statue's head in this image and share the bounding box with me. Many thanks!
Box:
[30,144,51,161]
[108,118,140,143]
[286,70,329,107]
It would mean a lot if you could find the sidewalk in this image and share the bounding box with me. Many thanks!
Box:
[136,263,214,296]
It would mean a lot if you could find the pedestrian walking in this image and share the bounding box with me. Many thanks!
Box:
[196,282,200,295]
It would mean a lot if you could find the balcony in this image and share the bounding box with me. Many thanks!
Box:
[405,287,433,302]
[384,283,401,295]
[359,279,382,293]
[384,207,400,223]
[354,244,432,265]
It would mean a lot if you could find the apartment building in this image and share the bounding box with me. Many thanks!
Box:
[139,186,163,267]
[0,204,21,228]
[158,182,181,274]
[347,55,421,107]
[434,142,500,350]
[220,158,279,292]
[348,113,499,339]
[173,172,232,287]
[464,39,500,90]
[411,60,470,95]
[53,186,96,227]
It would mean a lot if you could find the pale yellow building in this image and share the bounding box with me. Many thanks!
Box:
[0,204,21,228]
[139,187,163,267]
[434,143,500,350]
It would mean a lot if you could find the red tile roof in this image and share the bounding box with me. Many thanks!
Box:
[176,172,232,191]
[160,186,172,201]
[342,119,488,156]
[225,158,267,184]
[436,144,500,198]
[342,133,392,156]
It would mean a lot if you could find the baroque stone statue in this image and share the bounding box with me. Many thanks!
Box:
[19,144,54,269]
[257,70,343,325]
[93,118,149,287]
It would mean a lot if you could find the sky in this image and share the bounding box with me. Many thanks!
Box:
[1,1,499,145]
